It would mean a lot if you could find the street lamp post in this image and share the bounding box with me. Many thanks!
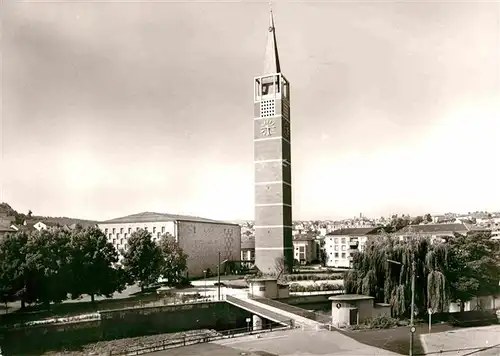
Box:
[388,258,416,356]
[203,270,207,299]
[409,259,416,356]
[217,251,229,301]
[218,252,221,300]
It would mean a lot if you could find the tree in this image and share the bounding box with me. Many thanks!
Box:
[411,216,424,225]
[0,232,29,307]
[319,247,328,267]
[344,232,449,318]
[68,226,126,302]
[158,233,188,287]
[424,214,432,223]
[274,257,286,282]
[22,228,73,307]
[27,210,33,218]
[382,216,411,233]
[446,231,500,310]
[122,229,163,292]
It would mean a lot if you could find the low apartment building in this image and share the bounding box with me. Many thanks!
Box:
[324,227,382,268]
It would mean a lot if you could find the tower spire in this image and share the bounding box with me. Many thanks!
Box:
[263,3,281,75]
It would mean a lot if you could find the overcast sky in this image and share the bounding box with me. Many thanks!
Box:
[1,1,499,222]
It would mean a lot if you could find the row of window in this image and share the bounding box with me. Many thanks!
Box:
[108,231,164,240]
[326,237,357,244]
[111,236,163,251]
[329,252,348,258]
[327,245,347,251]
[104,226,167,235]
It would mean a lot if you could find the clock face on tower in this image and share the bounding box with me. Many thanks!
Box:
[260,119,276,137]
[282,120,290,140]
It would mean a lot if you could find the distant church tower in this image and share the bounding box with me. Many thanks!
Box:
[253,8,293,274]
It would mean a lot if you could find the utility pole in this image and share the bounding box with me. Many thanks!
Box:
[409,259,416,356]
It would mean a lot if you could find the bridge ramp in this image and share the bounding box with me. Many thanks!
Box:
[226,294,325,330]
[225,295,293,327]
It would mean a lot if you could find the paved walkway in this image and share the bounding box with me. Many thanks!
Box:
[420,325,500,356]
[153,328,402,356]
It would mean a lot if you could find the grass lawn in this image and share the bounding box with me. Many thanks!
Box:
[0,287,168,327]
[342,322,461,355]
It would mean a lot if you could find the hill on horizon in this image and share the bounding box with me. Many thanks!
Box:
[0,202,99,227]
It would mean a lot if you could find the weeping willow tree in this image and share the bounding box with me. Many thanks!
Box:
[425,244,448,312]
[344,231,449,318]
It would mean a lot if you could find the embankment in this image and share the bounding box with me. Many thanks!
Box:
[1,301,251,356]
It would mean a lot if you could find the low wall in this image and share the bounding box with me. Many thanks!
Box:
[279,294,332,312]
[2,319,102,355]
[280,294,332,305]
[425,310,498,327]
[1,301,251,356]
[372,303,391,318]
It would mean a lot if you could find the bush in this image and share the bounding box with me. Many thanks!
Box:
[289,283,343,293]
[360,315,401,329]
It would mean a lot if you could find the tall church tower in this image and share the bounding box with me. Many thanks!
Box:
[253,8,293,275]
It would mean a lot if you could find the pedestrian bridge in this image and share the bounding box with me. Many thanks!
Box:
[225,294,330,330]
[225,295,294,327]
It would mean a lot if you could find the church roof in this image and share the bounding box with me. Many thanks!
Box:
[263,7,281,75]
[100,212,238,226]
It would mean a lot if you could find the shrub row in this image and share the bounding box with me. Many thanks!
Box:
[294,268,348,274]
[289,283,343,293]
[350,315,404,330]
[284,274,343,282]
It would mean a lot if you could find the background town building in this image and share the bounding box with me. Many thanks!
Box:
[292,234,317,265]
[395,223,470,243]
[241,236,255,267]
[99,212,241,278]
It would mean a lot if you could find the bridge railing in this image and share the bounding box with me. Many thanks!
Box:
[226,295,295,328]
[107,325,291,356]
[250,296,314,319]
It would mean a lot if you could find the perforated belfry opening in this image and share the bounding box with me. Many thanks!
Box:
[282,100,290,120]
[260,99,275,117]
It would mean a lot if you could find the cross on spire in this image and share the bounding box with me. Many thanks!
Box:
[263,3,281,75]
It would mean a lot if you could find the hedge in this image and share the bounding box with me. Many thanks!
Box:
[284,274,343,282]
[289,283,343,293]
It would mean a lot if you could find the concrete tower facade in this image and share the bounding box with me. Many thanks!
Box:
[253,9,293,275]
